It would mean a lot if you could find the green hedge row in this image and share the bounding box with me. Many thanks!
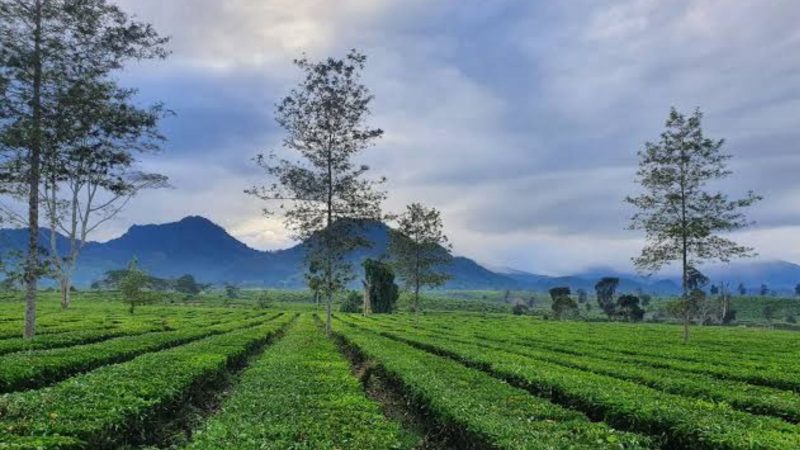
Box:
[361,316,800,423]
[335,319,652,450]
[0,313,281,393]
[186,316,406,450]
[0,315,294,449]
[346,318,800,450]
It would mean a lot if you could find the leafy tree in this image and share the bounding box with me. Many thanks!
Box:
[339,290,362,313]
[175,274,203,298]
[224,283,241,304]
[626,108,761,343]
[763,304,778,328]
[256,291,272,310]
[247,50,385,336]
[1,0,71,338]
[549,287,577,320]
[617,295,645,322]
[795,284,800,297]
[38,5,168,310]
[576,288,588,304]
[710,285,719,295]
[119,258,149,314]
[1,0,168,337]
[760,283,769,297]
[363,259,398,314]
[595,277,619,319]
[512,303,529,316]
[389,203,453,313]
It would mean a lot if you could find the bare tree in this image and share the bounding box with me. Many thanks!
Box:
[247,50,385,335]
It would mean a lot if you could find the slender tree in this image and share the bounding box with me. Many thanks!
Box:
[43,79,169,310]
[0,0,168,334]
[627,107,761,343]
[247,50,385,335]
[388,203,453,313]
[0,0,79,338]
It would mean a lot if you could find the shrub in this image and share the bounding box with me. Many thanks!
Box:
[617,295,645,322]
[256,292,272,309]
[511,303,529,316]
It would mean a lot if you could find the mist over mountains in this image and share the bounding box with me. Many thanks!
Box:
[1,216,798,294]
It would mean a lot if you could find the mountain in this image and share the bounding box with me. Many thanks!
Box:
[0,217,514,289]
[2,216,798,293]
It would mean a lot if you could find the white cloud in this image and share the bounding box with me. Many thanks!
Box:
[95,0,800,275]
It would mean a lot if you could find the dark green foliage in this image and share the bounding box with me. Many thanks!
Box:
[737,283,747,296]
[549,287,577,320]
[339,290,362,313]
[576,288,588,304]
[363,259,398,313]
[760,284,769,296]
[512,303,529,315]
[617,295,645,322]
[795,283,800,297]
[594,277,619,319]
[175,274,204,297]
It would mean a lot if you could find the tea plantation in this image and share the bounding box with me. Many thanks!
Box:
[0,297,799,449]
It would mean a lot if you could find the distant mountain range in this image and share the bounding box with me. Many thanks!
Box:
[1,216,799,294]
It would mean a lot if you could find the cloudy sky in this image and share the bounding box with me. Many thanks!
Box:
[103,0,800,275]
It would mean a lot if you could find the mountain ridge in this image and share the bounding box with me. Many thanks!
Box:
[1,216,798,294]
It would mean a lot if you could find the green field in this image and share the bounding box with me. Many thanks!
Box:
[0,294,799,449]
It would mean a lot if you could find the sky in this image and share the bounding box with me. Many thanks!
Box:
[98,0,800,275]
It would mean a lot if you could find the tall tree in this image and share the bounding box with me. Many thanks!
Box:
[627,107,761,343]
[795,283,800,297]
[595,277,619,319]
[388,203,453,313]
[247,50,385,335]
[0,0,167,334]
[0,0,64,338]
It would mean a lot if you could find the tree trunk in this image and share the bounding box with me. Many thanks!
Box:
[362,280,370,316]
[24,0,44,340]
[414,282,420,315]
[60,276,71,310]
[325,291,332,336]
